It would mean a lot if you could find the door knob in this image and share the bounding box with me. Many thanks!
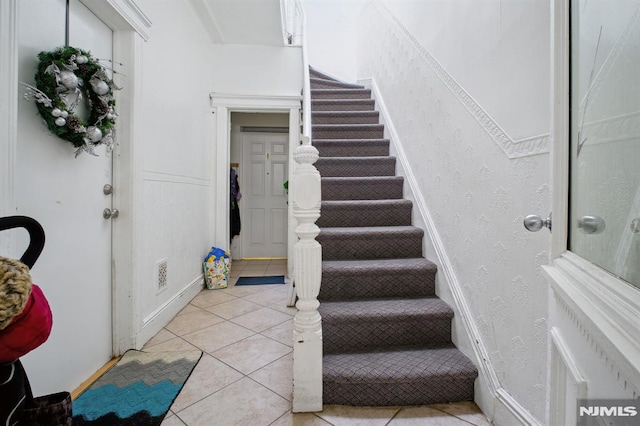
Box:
[103,208,119,219]
[524,213,552,232]
[578,215,605,234]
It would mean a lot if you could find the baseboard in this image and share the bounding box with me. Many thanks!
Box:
[362,77,542,425]
[135,274,204,348]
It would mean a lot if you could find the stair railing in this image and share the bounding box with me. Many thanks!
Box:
[298,0,312,141]
[290,0,322,413]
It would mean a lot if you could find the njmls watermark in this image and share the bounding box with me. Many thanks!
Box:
[578,399,640,426]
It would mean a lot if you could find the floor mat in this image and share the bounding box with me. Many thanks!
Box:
[72,349,202,425]
[235,275,285,285]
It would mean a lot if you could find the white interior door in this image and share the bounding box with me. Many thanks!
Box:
[17,0,114,394]
[544,0,640,423]
[242,132,289,258]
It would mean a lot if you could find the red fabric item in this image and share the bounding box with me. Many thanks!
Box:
[0,284,53,363]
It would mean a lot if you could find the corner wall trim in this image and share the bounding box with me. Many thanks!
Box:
[365,77,542,425]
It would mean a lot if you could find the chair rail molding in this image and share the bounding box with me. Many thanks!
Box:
[371,0,550,159]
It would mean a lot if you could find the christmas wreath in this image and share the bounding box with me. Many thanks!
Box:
[23,46,118,157]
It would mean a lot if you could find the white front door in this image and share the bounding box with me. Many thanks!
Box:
[17,0,114,393]
[545,1,640,424]
[242,132,289,258]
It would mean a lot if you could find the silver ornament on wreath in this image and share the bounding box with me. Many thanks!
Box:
[90,78,109,96]
[58,70,79,90]
[85,126,103,143]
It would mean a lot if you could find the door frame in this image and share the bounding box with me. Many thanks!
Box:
[0,0,151,356]
[240,131,290,259]
[544,0,640,422]
[209,93,301,278]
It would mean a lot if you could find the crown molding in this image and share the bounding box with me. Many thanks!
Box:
[79,0,152,41]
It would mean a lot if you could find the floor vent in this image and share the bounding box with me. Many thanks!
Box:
[156,259,168,293]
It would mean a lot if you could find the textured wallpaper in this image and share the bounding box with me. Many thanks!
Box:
[357,2,552,421]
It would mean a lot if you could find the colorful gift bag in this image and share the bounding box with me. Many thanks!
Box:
[203,247,231,290]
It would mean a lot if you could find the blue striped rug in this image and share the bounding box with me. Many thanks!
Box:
[72,349,201,425]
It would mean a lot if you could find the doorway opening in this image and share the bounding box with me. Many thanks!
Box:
[230,112,290,260]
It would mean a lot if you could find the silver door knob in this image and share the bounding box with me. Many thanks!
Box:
[524,213,552,232]
[103,208,119,219]
[578,215,605,234]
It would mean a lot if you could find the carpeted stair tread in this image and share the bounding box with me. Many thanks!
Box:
[311,88,372,100]
[319,199,413,227]
[323,346,477,406]
[311,77,365,90]
[313,139,390,157]
[309,67,477,407]
[309,67,342,81]
[312,99,376,111]
[318,226,423,260]
[320,298,454,352]
[321,176,404,200]
[313,123,385,139]
[319,258,437,300]
[315,156,396,177]
[312,111,380,125]
[319,297,453,322]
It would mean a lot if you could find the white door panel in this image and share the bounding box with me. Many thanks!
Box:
[242,133,289,258]
[544,1,640,422]
[17,0,113,394]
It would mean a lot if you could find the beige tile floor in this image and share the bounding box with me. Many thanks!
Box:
[143,259,491,426]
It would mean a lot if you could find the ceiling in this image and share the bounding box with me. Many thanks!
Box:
[190,0,286,46]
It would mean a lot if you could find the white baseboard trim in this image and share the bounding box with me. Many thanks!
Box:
[135,274,204,348]
[361,76,542,426]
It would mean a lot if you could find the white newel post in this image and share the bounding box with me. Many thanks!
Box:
[292,136,323,412]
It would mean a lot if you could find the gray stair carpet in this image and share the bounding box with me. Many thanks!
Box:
[310,67,477,406]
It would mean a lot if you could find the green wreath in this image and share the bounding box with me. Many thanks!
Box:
[24,46,118,156]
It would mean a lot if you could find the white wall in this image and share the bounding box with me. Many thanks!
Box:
[301,0,365,82]
[303,0,552,423]
[134,0,216,344]
[210,44,303,97]
[356,1,551,423]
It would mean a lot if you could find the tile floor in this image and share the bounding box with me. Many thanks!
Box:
[143,259,491,426]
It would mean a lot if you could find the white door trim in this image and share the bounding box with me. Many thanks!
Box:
[0,0,19,257]
[544,0,640,419]
[91,0,151,355]
[209,93,301,273]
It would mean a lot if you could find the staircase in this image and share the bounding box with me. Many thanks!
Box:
[309,67,478,406]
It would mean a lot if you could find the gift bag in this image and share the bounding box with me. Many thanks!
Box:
[203,247,231,290]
